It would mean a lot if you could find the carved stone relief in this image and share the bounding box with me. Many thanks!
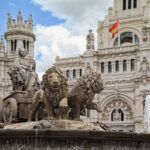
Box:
[102,98,133,122]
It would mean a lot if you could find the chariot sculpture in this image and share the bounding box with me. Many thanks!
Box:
[3,48,40,124]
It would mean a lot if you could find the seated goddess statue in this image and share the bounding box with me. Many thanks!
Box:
[8,48,39,92]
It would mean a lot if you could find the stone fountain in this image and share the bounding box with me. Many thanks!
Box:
[1,60,150,149]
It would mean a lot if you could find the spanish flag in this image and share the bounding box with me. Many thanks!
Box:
[109,21,119,38]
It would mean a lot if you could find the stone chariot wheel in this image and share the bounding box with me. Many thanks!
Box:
[3,98,17,125]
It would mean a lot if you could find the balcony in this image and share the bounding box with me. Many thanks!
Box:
[97,44,139,55]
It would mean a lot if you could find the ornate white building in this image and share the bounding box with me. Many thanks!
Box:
[54,0,150,133]
[0,11,35,97]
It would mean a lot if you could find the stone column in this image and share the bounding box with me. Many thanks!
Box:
[104,62,108,74]
[133,33,135,45]
[76,69,79,79]
[112,61,115,74]
[127,59,130,73]
[120,60,123,73]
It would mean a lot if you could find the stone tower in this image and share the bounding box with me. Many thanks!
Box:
[5,11,35,58]
[0,11,36,97]
[86,29,94,51]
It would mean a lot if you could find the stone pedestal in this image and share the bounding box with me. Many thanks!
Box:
[0,130,150,149]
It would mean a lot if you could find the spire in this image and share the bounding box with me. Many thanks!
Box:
[86,29,95,51]
[28,12,33,31]
[0,35,5,51]
[17,10,23,25]
[7,13,12,30]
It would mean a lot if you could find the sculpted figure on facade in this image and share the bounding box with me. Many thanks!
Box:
[139,57,150,75]
[113,109,121,121]
[86,29,94,50]
[142,25,150,43]
[68,70,103,120]
[8,48,39,93]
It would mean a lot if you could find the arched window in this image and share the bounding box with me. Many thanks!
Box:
[79,69,82,77]
[14,40,17,51]
[123,0,126,10]
[23,40,26,49]
[128,0,132,9]
[114,32,139,46]
[11,40,14,51]
[108,61,112,73]
[73,69,76,78]
[114,38,118,46]
[131,59,135,71]
[111,109,124,122]
[27,41,29,51]
[66,70,70,78]
[115,61,119,72]
[135,34,139,44]
[121,32,133,44]
[133,0,137,8]
[101,62,104,73]
[123,60,127,72]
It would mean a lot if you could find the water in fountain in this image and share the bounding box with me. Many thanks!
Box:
[144,95,150,133]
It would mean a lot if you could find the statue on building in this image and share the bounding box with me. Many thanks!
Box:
[139,57,150,75]
[142,24,150,43]
[84,63,93,74]
[113,109,121,121]
[8,48,39,93]
[86,29,94,50]
[98,21,104,49]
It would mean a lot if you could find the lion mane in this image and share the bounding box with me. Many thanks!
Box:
[42,67,68,106]
[28,66,68,120]
[68,71,103,120]
[77,72,103,103]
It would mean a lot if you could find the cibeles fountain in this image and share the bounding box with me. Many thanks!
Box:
[1,49,150,149]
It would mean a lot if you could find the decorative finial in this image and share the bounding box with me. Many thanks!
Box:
[86,29,94,50]
[28,12,33,31]
[19,9,21,15]
[0,35,3,40]
[17,9,23,25]
[7,13,11,21]
[89,29,92,33]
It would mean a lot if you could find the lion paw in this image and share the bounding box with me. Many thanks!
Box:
[60,98,68,108]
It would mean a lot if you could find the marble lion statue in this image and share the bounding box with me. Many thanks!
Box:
[28,66,68,121]
[68,72,104,120]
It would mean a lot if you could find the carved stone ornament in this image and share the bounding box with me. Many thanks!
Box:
[102,99,133,122]
[142,26,150,43]
[139,57,150,76]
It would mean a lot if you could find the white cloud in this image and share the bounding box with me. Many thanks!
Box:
[32,0,113,34]
[32,0,113,78]
[34,24,85,79]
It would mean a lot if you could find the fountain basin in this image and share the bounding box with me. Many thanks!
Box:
[0,129,150,149]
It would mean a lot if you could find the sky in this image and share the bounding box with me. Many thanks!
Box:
[0,0,113,78]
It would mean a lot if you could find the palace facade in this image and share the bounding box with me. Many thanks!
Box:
[54,0,150,133]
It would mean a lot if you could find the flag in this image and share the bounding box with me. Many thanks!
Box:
[109,21,119,38]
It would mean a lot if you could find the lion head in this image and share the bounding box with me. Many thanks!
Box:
[42,66,68,100]
[78,72,103,94]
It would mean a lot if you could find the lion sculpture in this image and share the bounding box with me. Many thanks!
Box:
[68,72,104,120]
[28,66,68,121]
